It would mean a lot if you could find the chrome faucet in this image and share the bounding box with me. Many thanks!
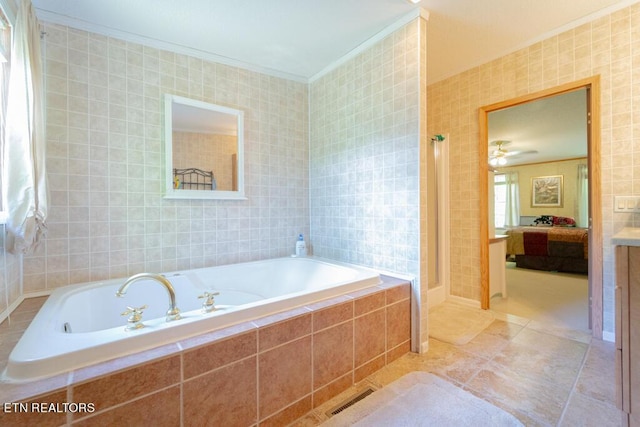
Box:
[116,273,181,322]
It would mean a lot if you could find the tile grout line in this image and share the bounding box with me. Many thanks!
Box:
[461,315,529,389]
[555,338,591,426]
[458,316,554,425]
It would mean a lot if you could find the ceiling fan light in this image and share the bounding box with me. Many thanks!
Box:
[497,157,507,166]
[489,158,498,166]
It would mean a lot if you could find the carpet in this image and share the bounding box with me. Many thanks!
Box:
[323,372,523,426]
[429,302,495,345]
[490,262,589,331]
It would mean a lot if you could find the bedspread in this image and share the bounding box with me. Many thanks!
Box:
[505,226,588,259]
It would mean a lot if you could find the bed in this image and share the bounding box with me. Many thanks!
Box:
[505,225,589,275]
[173,167,216,190]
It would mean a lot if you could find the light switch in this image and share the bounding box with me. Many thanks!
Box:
[615,196,640,212]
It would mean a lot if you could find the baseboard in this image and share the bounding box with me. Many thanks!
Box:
[445,294,481,308]
[0,295,25,325]
[427,285,446,308]
[0,291,52,325]
[24,290,52,299]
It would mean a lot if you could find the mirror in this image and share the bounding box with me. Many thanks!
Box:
[164,94,246,200]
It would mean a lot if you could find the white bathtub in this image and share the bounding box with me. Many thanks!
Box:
[3,256,381,382]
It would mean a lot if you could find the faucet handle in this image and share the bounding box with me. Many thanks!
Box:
[198,291,220,313]
[121,305,147,331]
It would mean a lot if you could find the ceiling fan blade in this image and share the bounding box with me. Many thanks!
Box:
[505,150,538,157]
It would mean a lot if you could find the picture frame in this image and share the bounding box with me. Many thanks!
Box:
[531,175,563,207]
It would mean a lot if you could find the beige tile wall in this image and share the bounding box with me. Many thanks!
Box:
[428,4,640,335]
[0,225,20,320]
[24,23,309,293]
[309,18,426,346]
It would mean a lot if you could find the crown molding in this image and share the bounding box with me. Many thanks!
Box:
[309,8,429,83]
[35,9,309,83]
[429,0,640,84]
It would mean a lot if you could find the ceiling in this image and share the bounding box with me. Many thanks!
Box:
[31,0,636,84]
[172,101,238,136]
[488,89,588,167]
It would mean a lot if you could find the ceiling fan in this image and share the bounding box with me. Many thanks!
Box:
[488,140,537,166]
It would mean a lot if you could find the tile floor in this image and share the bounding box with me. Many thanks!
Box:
[299,312,621,426]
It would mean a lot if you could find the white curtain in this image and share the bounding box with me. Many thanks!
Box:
[504,171,520,227]
[3,0,47,254]
[0,12,10,211]
[577,164,589,228]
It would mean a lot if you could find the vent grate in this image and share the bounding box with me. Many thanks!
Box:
[326,387,375,417]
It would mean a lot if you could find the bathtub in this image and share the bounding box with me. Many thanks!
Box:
[3,256,381,382]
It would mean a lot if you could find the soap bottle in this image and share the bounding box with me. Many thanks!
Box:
[295,234,307,257]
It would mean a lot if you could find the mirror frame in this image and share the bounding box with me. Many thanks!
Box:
[163,94,246,200]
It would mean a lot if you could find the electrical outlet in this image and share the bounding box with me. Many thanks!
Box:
[614,196,640,212]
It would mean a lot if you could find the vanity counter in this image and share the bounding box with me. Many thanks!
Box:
[612,227,640,247]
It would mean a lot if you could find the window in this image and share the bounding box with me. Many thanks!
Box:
[494,174,507,228]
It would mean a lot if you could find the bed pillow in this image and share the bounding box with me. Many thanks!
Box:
[552,216,576,227]
[533,215,554,226]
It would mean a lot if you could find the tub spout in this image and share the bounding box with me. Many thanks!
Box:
[116,273,181,322]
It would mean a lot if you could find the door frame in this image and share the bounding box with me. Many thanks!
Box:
[478,76,603,338]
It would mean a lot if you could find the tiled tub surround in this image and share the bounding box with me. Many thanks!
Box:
[0,276,410,426]
[5,256,382,382]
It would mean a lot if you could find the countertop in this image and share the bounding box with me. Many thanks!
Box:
[612,227,640,247]
[490,234,508,244]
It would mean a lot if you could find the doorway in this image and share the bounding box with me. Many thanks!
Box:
[478,77,603,338]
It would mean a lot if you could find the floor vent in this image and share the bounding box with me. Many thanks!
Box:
[326,387,376,418]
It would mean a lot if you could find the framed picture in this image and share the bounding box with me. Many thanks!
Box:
[531,175,563,207]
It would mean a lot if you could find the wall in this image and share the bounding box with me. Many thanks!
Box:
[22,23,309,293]
[0,225,20,322]
[499,158,587,219]
[309,17,427,347]
[428,4,640,334]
